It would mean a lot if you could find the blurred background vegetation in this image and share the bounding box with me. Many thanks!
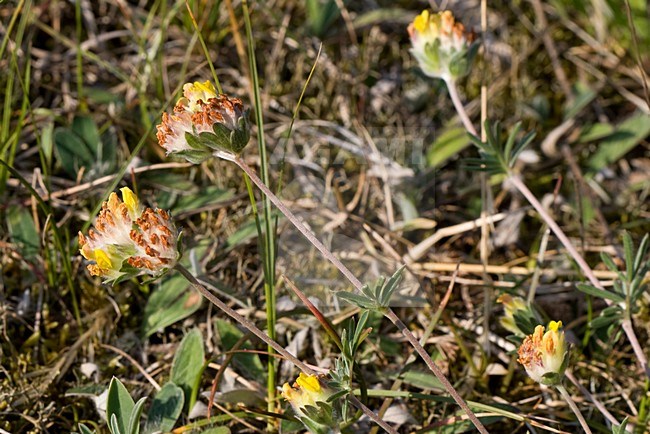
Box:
[1,0,649,432]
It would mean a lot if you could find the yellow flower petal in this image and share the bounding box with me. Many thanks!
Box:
[184,81,217,106]
[120,187,139,217]
[94,249,112,269]
[296,373,321,394]
[413,10,429,33]
[548,320,562,332]
[194,80,217,97]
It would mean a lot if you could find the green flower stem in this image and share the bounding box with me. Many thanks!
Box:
[241,167,277,421]
[173,263,317,376]
[556,384,593,434]
[444,78,477,136]
[217,152,490,434]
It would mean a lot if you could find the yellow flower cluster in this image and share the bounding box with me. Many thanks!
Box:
[407,10,476,81]
[156,81,250,162]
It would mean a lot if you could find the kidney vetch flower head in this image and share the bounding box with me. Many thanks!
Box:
[78,187,179,284]
[407,10,477,81]
[156,80,251,163]
[281,373,338,433]
[517,320,568,385]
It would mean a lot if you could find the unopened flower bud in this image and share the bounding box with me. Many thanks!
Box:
[79,187,179,283]
[498,294,530,336]
[156,81,250,163]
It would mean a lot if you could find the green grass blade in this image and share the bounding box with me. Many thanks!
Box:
[184,0,222,93]
[241,1,278,425]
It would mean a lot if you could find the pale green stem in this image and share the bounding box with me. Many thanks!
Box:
[240,3,279,423]
[444,78,477,136]
[556,384,593,434]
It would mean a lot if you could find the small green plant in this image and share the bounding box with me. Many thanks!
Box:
[577,232,650,340]
[336,267,489,433]
[466,119,650,380]
[106,378,147,434]
[329,311,371,421]
[78,377,147,434]
[336,266,405,311]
